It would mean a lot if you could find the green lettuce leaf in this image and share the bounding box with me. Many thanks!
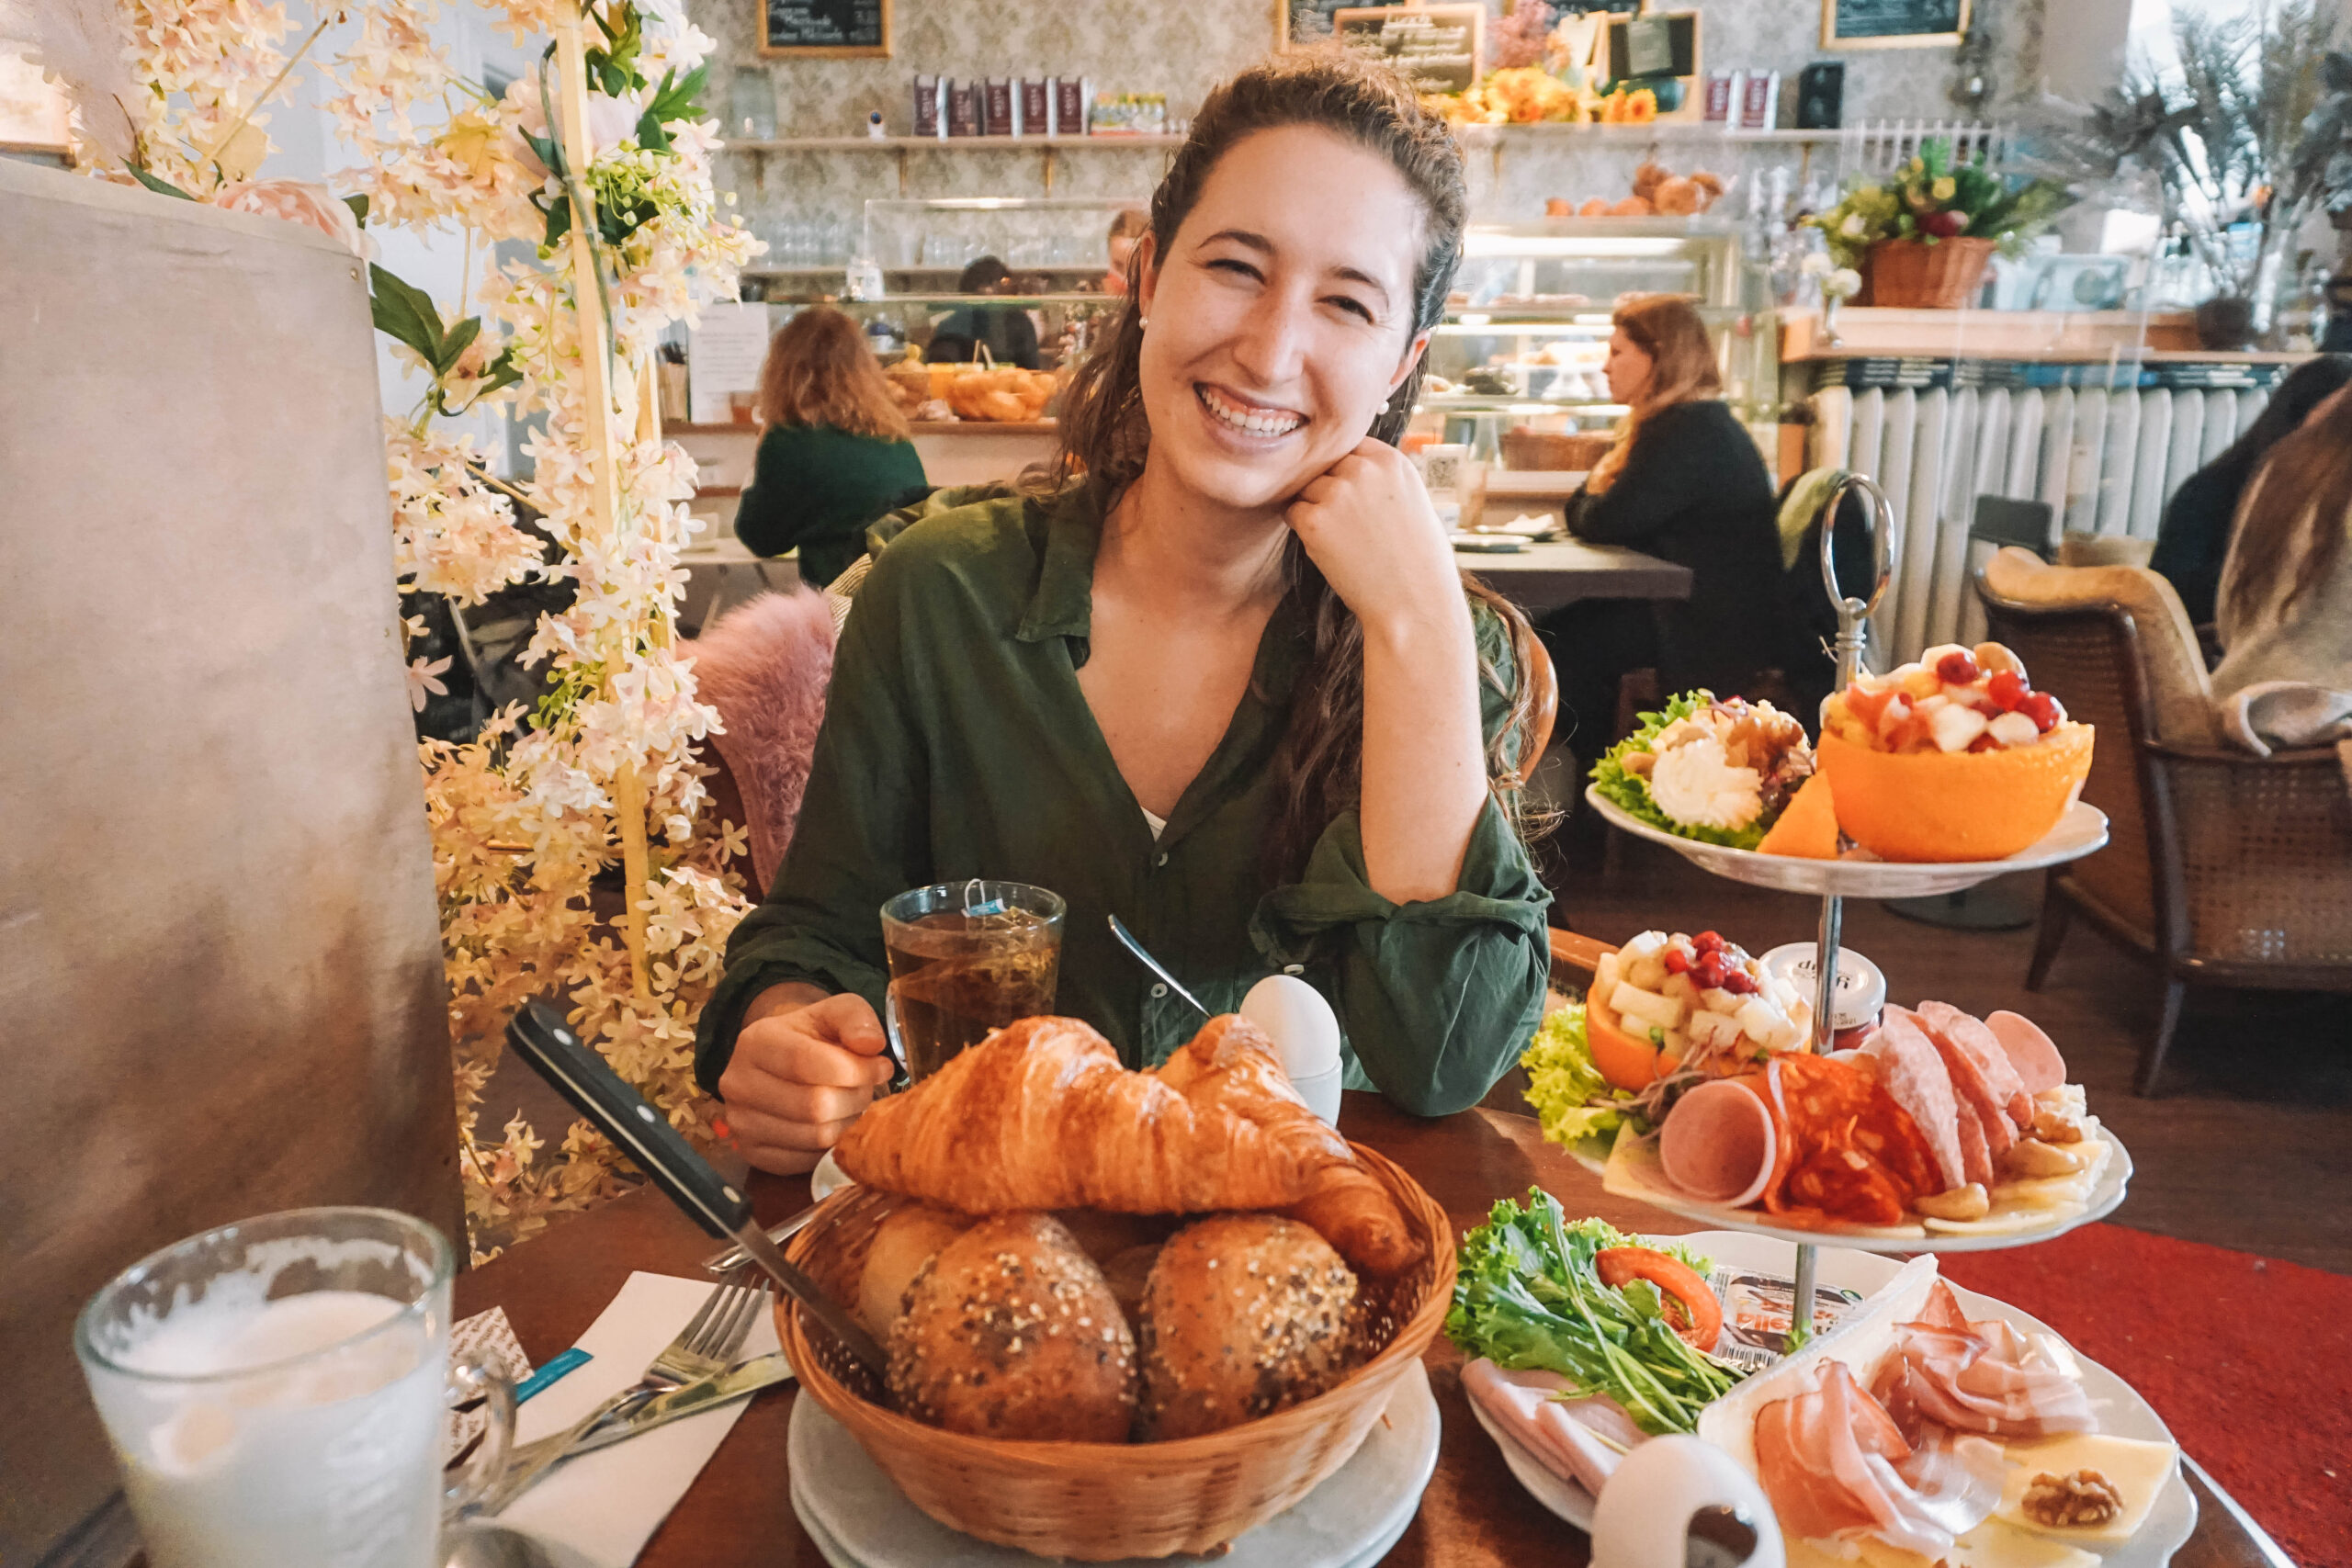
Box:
[1520,1004,1646,1154]
[1445,1189,1746,1435]
[1589,690,1769,852]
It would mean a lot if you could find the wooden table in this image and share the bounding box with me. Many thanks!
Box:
[455,1098,2288,1568]
[1451,538,1691,613]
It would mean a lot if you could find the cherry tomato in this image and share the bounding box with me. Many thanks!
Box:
[2018,691,2062,732]
[1596,1247,1725,1352]
[1987,669,2030,710]
[1937,650,1983,685]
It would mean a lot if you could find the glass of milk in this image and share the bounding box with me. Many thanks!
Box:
[74,1206,515,1568]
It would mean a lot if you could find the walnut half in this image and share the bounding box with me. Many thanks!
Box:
[2022,1469,2124,1529]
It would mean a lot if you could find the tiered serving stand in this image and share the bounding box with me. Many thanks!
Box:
[1579,473,2126,1334]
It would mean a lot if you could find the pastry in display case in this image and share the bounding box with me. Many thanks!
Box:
[1418,218,1779,470]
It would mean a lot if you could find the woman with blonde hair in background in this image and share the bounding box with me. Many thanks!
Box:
[1542,293,1781,777]
[2213,382,2352,699]
[733,305,930,588]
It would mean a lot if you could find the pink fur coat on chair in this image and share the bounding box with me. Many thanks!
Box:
[689,590,837,897]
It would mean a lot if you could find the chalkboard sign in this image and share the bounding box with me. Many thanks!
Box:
[762,0,891,57]
[1555,0,1644,14]
[1331,4,1485,96]
[1281,0,1400,46]
[1821,0,1969,48]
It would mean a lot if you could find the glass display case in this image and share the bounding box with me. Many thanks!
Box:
[1417,218,1780,464]
[743,196,1150,305]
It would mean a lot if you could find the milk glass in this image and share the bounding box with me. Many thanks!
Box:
[75,1207,514,1568]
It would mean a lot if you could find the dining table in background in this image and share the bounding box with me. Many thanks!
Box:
[1453,537,1690,615]
[453,1096,2293,1568]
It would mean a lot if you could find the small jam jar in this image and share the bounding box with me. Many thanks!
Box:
[1759,942,1886,1050]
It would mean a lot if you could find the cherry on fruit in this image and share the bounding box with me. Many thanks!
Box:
[1721,969,1758,996]
[1968,733,2001,752]
[1936,650,1982,685]
[1665,948,1692,975]
[1987,670,2029,710]
[1693,930,1724,952]
[2018,691,2061,732]
[1693,955,1729,990]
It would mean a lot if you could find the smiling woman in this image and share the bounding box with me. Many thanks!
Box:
[695,51,1555,1173]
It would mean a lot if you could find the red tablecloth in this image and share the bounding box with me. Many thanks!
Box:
[1942,1224,2352,1568]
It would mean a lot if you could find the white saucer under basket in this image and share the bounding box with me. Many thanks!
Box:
[787,1362,1440,1568]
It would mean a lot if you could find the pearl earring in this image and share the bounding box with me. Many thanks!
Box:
[1137,315,1148,331]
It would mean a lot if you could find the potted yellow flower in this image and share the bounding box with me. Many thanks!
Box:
[1807,141,2070,308]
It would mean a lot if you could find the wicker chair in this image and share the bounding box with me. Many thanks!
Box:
[1976,548,2352,1094]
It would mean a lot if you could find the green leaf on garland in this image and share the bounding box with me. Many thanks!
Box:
[129,165,197,200]
[343,193,369,227]
[368,263,450,365]
[437,315,483,377]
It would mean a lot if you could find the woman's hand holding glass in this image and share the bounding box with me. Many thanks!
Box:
[718,983,896,1174]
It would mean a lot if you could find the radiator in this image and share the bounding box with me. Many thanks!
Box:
[1810,383,2270,662]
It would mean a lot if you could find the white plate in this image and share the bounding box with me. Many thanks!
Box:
[1577,1125,2134,1254]
[787,1361,1440,1568]
[1583,787,2110,897]
[1469,1232,2195,1567]
[808,1148,852,1203]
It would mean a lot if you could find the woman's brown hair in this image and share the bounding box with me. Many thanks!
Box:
[2219,384,2352,632]
[1585,293,1722,494]
[1044,48,1544,881]
[754,305,910,441]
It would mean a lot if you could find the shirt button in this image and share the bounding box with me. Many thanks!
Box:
[1155,852,1169,868]
[1150,983,1168,998]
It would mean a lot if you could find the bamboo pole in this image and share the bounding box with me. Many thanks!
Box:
[555,7,652,999]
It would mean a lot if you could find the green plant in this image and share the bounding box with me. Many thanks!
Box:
[1806,140,2070,270]
[2040,2,2343,309]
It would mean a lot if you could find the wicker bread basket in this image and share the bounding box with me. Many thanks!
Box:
[775,1143,1456,1561]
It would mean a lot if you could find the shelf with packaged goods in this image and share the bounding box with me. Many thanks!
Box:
[721,134,1182,197]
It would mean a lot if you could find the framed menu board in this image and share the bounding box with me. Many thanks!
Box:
[1821,0,1969,49]
[1280,0,1397,45]
[761,0,891,57]
[1330,4,1485,96]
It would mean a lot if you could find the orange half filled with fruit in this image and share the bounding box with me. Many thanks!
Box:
[1585,930,1813,1090]
[1817,641,2093,863]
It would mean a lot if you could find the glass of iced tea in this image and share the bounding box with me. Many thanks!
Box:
[880,879,1066,1080]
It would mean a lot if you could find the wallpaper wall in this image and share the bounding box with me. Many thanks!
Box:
[690,0,2050,242]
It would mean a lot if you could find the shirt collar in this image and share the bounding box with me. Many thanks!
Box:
[1015,483,1102,644]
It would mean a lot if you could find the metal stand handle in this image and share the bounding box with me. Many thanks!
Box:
[1788,472,1900,1336]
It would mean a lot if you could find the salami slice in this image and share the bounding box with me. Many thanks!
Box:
[1917,1002,2035,1132]
[1891,1004,2017,1158]
[1860,1013,1966,1193]
[1952,1095,1996,1188]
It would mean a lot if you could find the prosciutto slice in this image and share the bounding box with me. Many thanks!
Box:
[1754,1360,2004,1558]
[1460,1359,1644,1496]
[1871,1280,2096,1440]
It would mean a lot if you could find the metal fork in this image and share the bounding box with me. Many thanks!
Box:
[483,1267,771,1512]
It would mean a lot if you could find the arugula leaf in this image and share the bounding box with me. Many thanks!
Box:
[1446,1190,1746,1435]
[1589,690,1768,852]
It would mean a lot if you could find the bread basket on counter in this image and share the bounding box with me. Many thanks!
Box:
[1500,427,1611,472]
[774,1143,1456,1561]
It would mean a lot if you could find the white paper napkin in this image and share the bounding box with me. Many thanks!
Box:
[499,1271,786,1568]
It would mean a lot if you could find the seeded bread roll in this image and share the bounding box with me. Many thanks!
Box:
[887,1212,1138,1441]
[1137,1214,1359,1441]
[855,1202,974,1338]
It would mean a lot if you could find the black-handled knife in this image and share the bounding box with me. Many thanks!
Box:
[504,1000,887,1376]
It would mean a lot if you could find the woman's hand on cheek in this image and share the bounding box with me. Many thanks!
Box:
[1285,438,1471,639]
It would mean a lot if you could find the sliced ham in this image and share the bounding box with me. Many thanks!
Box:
[1892,1004,2016,1158]
[1461,1358,1643,1496]
[1860,1013,1966,1192]
[1952,1095,1996,1188]
[1659,1077,1778,1206]
[1870,1280,2096,1441]
[1917,1002,2036,1131]
[1985,1010,2067,1095]
[1754,1360,1999,1559]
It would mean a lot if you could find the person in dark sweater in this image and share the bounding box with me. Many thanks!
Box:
[1544,294,1782,767]
[2151,354,2350,629]
[924,255,1043,370]
[734,306,931,588]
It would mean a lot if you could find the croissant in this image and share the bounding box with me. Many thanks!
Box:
[834,1015,1424,1273]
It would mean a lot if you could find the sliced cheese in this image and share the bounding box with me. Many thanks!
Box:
[1922,1210,2076,1237]
[1995,1431,2180,1545]
[1948,1519,2102,1568]
[1783,1520,2097,1568]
